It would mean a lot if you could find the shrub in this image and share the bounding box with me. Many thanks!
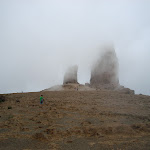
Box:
[8,106,12,109]
[0,95,5,103]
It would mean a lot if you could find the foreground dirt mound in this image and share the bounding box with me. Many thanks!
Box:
[0,91,150,150]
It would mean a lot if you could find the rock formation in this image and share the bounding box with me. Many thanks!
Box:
[44,45,134,94]
[90,46,119,89]
[63,65,78,84]
[116,86,135,94]
[90,45,134,94]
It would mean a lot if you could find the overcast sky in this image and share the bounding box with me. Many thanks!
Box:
[0,0,150,95]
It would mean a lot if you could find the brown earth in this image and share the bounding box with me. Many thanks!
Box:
[0,90,150,150]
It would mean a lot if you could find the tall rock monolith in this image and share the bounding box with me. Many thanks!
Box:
[90,46,119,89]
[63,65,78,84]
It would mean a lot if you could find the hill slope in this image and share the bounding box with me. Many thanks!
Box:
[0,90,150,150]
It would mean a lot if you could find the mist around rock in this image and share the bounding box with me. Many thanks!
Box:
[90,45,119,89]
[44,45,134,95]
[63,65,78,84]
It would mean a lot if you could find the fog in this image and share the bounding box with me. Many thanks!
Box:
[90,45,119,87]
[0,0,150,95]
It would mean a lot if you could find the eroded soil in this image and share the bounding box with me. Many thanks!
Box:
[0,90,150,150]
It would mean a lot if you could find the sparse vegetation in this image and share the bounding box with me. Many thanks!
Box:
[0,95,5,103]
[7,114,14,119]
[8,106,12,109]
[0,91,150,150]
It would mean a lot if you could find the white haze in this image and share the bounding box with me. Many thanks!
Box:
[0,0,150,95]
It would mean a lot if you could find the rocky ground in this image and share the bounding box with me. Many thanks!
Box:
[0,90,150,150]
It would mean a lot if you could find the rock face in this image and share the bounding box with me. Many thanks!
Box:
[90,46,134,94]
[63,65,78,84]
[90,47,119,89]
[116,86,135,94]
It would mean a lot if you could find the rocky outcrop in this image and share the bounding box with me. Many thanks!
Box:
[63,65,78,84]
[43,45,134,94]
[90,46,134,94]
[116,86,135,94]
[90,46,119,89]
